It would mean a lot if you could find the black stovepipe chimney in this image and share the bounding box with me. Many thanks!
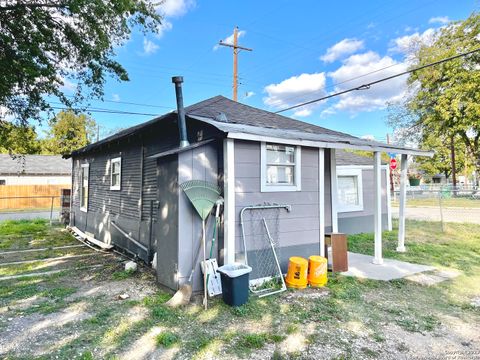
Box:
[172,76,189,148]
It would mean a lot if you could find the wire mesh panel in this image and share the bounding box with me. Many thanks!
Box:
[240,204,289,297]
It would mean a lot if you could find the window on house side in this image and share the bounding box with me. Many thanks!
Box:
[337,169,363,212]
[0,180,5,185]
[110,157,121,190]
[261,142,301,192]
[80,164,89,212]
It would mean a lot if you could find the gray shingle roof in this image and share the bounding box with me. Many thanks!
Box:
[0,154,71,175]
[336,149,388,166]
[67,95,432,157]
[186,96,356,138]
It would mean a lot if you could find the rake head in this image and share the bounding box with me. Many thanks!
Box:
[180,180,222,220]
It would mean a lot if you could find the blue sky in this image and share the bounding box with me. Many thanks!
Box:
[69,0,477,142]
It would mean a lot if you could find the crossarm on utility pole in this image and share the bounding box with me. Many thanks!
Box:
[217,26,252,102]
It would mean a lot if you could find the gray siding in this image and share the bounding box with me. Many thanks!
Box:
[71,117,223,266]
[177,143,219,292]
[156,155,179,289]
[233,140,332,269]
[71,141,151,259]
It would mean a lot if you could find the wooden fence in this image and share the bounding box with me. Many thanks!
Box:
[0,185,70,211]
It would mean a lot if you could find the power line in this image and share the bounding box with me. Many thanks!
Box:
[50,106,160,116]
[241,0,438,90]
[275,47,480,114]
[269,61,403,108]
[62,95,173,110]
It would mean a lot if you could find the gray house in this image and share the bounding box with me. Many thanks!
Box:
[66,78,431,291]
[336,150,391,234]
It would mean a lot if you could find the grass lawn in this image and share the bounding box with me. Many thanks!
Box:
[0,219,77,250]
[0,219,479,359]
[392,197,480,208]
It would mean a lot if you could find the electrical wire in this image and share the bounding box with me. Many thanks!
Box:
[50,106,160,116]
[241,1,437,87]
[62,95,174,110]
[274,47,480,114]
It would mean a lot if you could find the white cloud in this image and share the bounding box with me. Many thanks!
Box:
[429,16,450,25]
[389,28,437,56]
[243,91,255,99]
[326,51,408,114]
[361,134,375,141]
[143,38,159,55]
[320,38,364,63]
[156,0,195,18]
[112,94,120,102]
[152,0,195,38]
[0,106,15,122]
[155,21,173,38]
[214,29,246,51]
[263,72,326,117]
[59,76,76,92]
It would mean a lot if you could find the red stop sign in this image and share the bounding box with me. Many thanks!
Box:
[390,158,397,170]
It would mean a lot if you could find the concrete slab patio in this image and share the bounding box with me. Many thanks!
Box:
[341,252,435,281]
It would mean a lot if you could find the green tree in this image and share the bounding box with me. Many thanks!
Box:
[414,133,467,179]
[388,12,480,184]
[0,121,41,154]
[43,111,96,155]
[0,1,162,149]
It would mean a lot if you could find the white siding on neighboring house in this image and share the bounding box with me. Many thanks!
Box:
[0,175,71,185]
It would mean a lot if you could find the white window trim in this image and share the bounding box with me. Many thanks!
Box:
[110,157,122,191]
[80,163,89,212]
[336,168,364,213]
[260,142,301,192]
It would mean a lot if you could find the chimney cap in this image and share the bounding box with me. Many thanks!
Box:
[172,76,183,84]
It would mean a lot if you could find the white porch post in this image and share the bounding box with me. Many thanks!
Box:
[373,151,383,265]
[397,154,408,252]
[386,166,393,231]
[319,148,325,256]
[223,138,236,264]
[330,149,338,233]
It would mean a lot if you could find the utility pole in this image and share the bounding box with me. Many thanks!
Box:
[218,26,252,101]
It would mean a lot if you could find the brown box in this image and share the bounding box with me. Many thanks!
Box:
[324,233,348,272]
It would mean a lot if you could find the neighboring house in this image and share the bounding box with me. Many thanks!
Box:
[0,154,71,185]
[66,80,431,292]
[336,150,391,234]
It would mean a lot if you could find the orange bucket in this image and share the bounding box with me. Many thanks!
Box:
[285,256,308,289]
[308,256,328,287]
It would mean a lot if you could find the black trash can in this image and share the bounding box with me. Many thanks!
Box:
[217,263,252,306]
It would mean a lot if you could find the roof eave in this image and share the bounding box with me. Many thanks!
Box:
[225,132,433,157]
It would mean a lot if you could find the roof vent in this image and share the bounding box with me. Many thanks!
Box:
[214,112,228,122]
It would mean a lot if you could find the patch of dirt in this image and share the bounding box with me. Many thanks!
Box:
[68,275,158,302]
[283,287,330,301]
[380,314,480,360]
[470,296,480,308]
[0,301,92,357]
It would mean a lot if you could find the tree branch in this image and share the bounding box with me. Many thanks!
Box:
[0,2,67,12]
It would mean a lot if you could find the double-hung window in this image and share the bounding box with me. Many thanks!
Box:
[261,142,301,192]
[110,157,121,190]
[80,164,89,212]
[337,168,363,212]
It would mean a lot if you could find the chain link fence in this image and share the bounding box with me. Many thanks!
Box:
[392,185,480,231]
